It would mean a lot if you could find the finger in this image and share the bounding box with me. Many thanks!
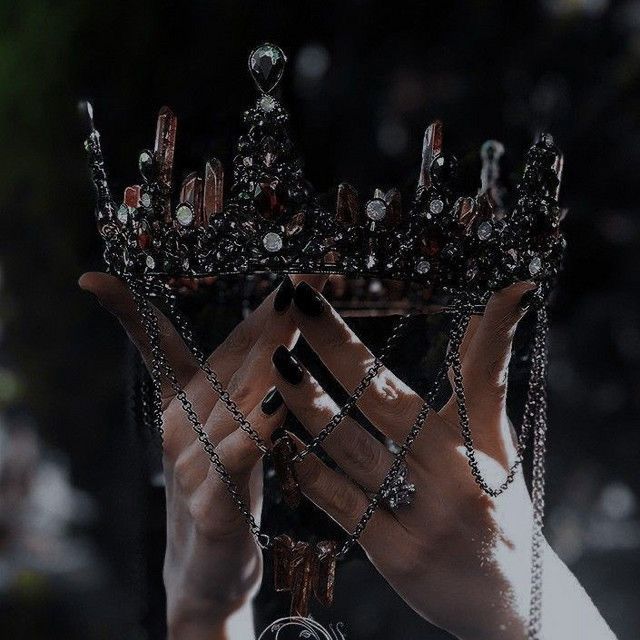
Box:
[290,433,398,561]
[273,351,394,491]
[172,388,286,496]
[447,314,481,389]
[199,281,320,443]
[440,282,536,436]
[182,274,328,426]
[185,395,286,531]
[79,272,196,397]
[288,283,424,438]
[462,282,536,407]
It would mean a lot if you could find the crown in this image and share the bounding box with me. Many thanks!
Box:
[82,43,566,299]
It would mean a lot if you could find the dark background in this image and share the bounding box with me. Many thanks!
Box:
[0,0,639,638]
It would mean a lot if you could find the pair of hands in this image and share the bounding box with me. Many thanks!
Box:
[80,272,613,640]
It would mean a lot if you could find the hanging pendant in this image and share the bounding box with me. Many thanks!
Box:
[272,432,303,508]
[248,43,287,94]
[273,535,337,617]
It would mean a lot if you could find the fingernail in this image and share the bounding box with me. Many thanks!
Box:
[272,345,304,385]
[274,276,294,313]
[293,282,324,316]
[519,286,539,311]
[261,387,284,416]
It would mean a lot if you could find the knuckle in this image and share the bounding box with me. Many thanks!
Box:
[296,457,321,487]
[220,323,254,359]
[369,375,421,423]
[226,375,252,408]
[324,323,352,352]
[341,434,384,475]
[324,478,361,518]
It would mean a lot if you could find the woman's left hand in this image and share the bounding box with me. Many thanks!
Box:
[271,281,614,640]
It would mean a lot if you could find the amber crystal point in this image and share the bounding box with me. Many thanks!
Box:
[384,188,402,226]
[272,433,302,509]
[154,106,177,193]
[419,120,443,189]
[204,158,224,220]
[336,182,360,226]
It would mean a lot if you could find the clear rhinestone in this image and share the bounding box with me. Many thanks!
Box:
[429,199,444,215]
[415,260,431,274]
[145,255,155,269]
[138,150,156,180]
[182,258,189,270]
[366,198,387,221]
[140,192,151,208]
[176,203,194,226]
[529,256,542,276]
[259,95,276,112]
[477,221,493,241]
[540,133,554,147]
[117,204,129,224]
[263,232,283,252]
[505,248,518,270]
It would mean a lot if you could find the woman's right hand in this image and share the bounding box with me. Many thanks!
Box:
[80,273,318,639]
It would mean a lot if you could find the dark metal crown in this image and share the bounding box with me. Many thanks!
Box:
[82,43,566,298]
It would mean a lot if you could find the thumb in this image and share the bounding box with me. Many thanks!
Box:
[461,281,537,410]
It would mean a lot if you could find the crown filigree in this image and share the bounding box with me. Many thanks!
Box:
[82,43,566,298]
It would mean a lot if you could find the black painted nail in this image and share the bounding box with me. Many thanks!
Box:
[272,345,304,385]
[261,388,284,416]
[293,282,324,316]
[274,276,294,313]
[519,287,538,311]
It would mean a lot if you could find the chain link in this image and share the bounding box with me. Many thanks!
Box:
[527,309,549,640]
[338,311,469,558]
[448,307,548,497]
[128,281,550,638]
[130,282,267,546]
[164,293,411,462]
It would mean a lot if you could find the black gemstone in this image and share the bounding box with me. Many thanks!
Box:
[139,149,158,181]
[430,153,459,187]
[249,44,287,94]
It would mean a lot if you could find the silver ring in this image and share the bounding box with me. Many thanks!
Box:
[380,461,415,510]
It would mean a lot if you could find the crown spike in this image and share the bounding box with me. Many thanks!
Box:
[553,153,564,201]
[179,172,204,225]
[79,101,117,232]
[203,159,224,221]
[154,106,177,222]
[479,140,505,206]
[336,183,360,226]
[384,188,402,226]
[418,120,443,190]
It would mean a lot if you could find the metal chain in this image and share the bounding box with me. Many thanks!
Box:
[527,310,549,640]
[130,283,270,548]
[167,301,270,454]
[293,313,411,462]
[164,295,412,462]
[448,307,548,497]
[129,282,550,637]
[338,311,469,558]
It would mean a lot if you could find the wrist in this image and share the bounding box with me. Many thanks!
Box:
[167,598,254,640]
